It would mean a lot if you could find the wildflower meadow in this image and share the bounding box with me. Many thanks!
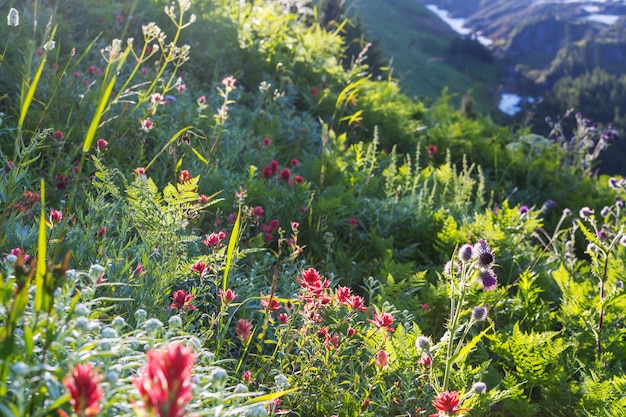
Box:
[0,1,625,416]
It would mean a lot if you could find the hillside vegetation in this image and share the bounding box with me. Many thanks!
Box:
[0,1,625,416]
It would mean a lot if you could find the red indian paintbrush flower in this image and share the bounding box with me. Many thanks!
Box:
[169,289,197,310]
[369,310,395,332]
[63,363,103,417]
[133,343,195,417]
[429,391,464,416]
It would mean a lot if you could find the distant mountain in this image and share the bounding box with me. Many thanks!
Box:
[347,0,626,173]
[421,0,626,84]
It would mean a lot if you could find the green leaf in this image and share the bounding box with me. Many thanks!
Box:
[222,206,241,291]
[244,388,299,405]
[577,220,603,251]
[452,323,493,364]
[35,178,46,312]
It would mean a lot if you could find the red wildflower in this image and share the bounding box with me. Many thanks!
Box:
[53,130,64,140]
[133,343,195,417]
[290,158,300,167]
[50,209,63,224]
[269,218,280,230]
[335,286,352,304]
[169,290,197,310]
[261,165,274,178]
[190,261,209,276]
[277,312,289,324]
[279,168,291,182]
[294,175,304,185]
[236,319,252,342]
[349,217,359,228]
[198,194,209,204]
[179,169,192,183]
[242,370,254,384]
[429,391,464,417]
[261,296,282,311]
[262,137,272,146]
[310,86,319,95]
[63,363,103,417]
[97,226,107,238]
[252,206,264,217]
[369,310,394,332]
[427,144,438,157]
[134,167,146,176]
[375,350,389,369]
[328,334,339,349]
[419,354,432,368]
[347,295,368,311]
[55,174,70,190]
[202,231,226,247]
[218,288,238,304]
[96,138,108,152]
[269,160,280,174]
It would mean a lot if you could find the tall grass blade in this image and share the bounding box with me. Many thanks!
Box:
[222,206,241,291]
[18,26,57,130]
[35,178,46,312]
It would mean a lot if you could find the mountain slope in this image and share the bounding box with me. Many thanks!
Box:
[344,0,502,112]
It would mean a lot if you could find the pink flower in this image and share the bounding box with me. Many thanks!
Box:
[176,83,186,93]
[179,169,192,184]
[349,217,359,228]
[427,144,438,157]
[261,296,282,311]
[169,290,197,310]
[53,131,65,140]
[252,206,264,218]
[369,310,394,332]
[197,95,206,105]
[97,226,107,238]
[335,286,352,304]
[293,175,304,185]
[202,231,226,247]
[191,261,209,276]
[347,295,368,311]
[219,288,238,304]
[151,93,168,105]
[262,137,272,146]
[96,138,108,152]
[116,15,124,23]
[222,76,237,91]
[277,313,289,324]
[63,363,103,417]
[133,343,195,417]
[236,319,252,342]
[242,370,254,384]
[140,118,155,132]
[133,264,144,276]
[290,158,300,167]
[9,248,30,263]
[49,209,63,224]
[279,168,291,182]
[198,195,209,204]
[134,167,146,176]
[310,86,319,96]
[375,350,389,369]
[269,218,280,230]
[419,354,432,368]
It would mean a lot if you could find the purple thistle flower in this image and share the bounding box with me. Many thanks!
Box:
[458,244,473,262]
[519,205,529,214]
[478,269,498,291]
[473,240,495,270]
